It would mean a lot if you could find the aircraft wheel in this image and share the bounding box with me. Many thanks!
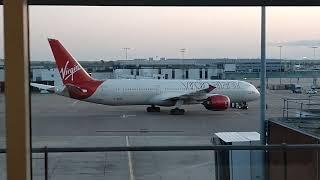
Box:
[155,107,161,112]
[170,108,185,115]
[147,107,154,112]
[241,105,248,110]
[147,106,160,112]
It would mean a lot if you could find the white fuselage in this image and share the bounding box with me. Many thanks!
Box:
[57,79,260,106]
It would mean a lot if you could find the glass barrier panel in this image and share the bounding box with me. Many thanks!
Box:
[29,6,260,179]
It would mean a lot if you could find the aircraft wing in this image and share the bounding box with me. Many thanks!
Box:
[30,83,55,92]
[160,85,215,101]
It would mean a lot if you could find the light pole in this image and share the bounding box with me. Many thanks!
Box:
[179,48,186,79]
[311,46,318,60]
[180,48,186,60]
[123,47,130,60]
[278,45,283,85]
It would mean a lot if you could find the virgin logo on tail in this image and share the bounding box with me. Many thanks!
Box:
[60,61,81,81]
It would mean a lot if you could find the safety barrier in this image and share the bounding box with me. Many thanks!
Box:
[2,144,320,180]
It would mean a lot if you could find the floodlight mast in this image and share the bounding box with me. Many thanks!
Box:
[123,47,130,60]
[180,48,186,60]
[311,46,318,60]
[180,48,186,78]
[278,45,283,84]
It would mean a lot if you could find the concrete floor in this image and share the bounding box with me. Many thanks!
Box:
[0,90,311,180]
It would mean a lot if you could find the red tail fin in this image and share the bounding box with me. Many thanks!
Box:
[48,38,93,85]
[48,39,103,99]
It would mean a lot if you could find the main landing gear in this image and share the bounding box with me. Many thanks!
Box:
[170,108,185,115]
[170,100,185,115]
[146,105,160,112]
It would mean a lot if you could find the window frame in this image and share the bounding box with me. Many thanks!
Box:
[5,1,316,180]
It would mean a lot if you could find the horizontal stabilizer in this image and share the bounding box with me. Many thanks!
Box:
[30,83,55,92]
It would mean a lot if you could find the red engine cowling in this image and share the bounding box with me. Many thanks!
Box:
[202,95,230,111]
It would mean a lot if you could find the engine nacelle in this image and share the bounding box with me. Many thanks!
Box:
[202,95,230,111]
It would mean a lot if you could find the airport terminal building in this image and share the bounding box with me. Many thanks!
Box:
[1,58,320,92]
[28,58,320,90]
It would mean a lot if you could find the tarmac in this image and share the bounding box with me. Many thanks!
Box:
[0,90,311,180]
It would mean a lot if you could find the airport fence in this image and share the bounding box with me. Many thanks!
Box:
[2,144,320,180]
[282,95,320,119]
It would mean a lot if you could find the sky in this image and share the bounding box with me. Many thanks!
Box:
[0,6,320,61]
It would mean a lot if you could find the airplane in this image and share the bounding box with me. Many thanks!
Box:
[31,38,260,115]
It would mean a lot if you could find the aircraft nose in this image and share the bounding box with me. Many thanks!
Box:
[254,88,260,99]
[248,85,260,100]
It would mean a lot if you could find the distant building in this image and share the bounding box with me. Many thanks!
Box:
[1,58,320,93]
[31,68,61,88]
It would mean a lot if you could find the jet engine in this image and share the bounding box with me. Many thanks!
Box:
[202,95,230,111]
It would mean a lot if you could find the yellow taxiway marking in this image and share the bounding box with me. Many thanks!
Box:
[126,136,135,180]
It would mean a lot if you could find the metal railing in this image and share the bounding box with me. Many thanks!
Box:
[282,95,320,119]
[2,144,320,180]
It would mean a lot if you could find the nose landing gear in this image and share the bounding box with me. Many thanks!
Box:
[239,102,248,110]
[231,102,248,110]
